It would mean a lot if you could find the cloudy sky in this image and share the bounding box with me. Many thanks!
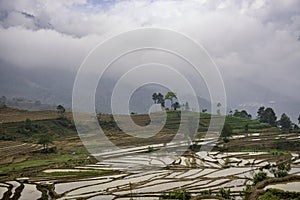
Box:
[0,0,299,120]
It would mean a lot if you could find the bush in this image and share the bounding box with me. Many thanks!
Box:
[223,137,230,143]
[258,190,281,200]
[160,189,191,200]
[41,146,57,154]
[270,163,291,178]
[17,119,43,136]
[242,184,253,199]
[253,171,268,185]
[259,188,300,200]
[147,146,154,152]
[200,189,212,195]
[0,134,15,141]
[217,188,231,199]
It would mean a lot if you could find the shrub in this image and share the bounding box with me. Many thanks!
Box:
[200,189,212,195]
[253,171,268,185]
[160,189,191,200]
[217,188,231,199]
[147,146,154,152]
[270,162,291,178]
[242,184,253,199]
[259,188,300,200]
[258,190,281,200]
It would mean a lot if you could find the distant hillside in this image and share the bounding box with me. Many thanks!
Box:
[4,97,58,111]
[0,62,211,114]
[0,106,71,123]
[2,107,298,152]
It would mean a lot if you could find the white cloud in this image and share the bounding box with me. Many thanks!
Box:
[0,26,100,71]
[0,0,299,117]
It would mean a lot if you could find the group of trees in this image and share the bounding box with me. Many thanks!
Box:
[257,106,277,126]
[257,106,297,130]
[152,91,299,131]
[232,109,252,119]
[227,106,299,132]
[151,92,165,107]
[152,92,184,111]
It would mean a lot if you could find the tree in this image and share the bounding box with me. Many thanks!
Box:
[221,123,233,138]
[279,113,292,130]
[233,109,252,119]
[165,92,177,109]
[184,102,190,111]
[264,107,277,126]
[253,171,268,185]
[298,115,300,124]
[24,118,32,130]
[270,162,291,178]
[217,102,221,115]
[57,105,65,117]
[257,106,265,121]
[152,93,158,104]
[244,123,249,132]
[157,93,165,108]
[172,102,180,111]
[38,134,53,152]
[257,107,277,126]
[17,118,33,136]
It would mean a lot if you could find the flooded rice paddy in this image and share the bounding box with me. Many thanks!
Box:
[0,149,299,199]
[264,181,300,192]
[0,132,299,199]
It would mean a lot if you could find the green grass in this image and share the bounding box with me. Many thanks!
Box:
[0,117,76,142]
[163,111,274,134]
[0,154,86,174]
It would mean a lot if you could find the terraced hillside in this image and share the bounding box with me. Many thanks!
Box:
[0,107,72,123]
[0,141,43,166]
[0,108,95,180]
[0,107,299,200]
[102,111,273,131]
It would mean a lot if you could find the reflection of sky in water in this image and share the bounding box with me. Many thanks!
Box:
[265,182,300,192]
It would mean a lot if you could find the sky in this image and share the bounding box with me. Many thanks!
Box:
[0,0,299,121]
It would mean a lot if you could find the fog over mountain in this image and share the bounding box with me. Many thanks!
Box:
[0,0,299,121]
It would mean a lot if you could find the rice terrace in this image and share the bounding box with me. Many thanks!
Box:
[0,105,299,200]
